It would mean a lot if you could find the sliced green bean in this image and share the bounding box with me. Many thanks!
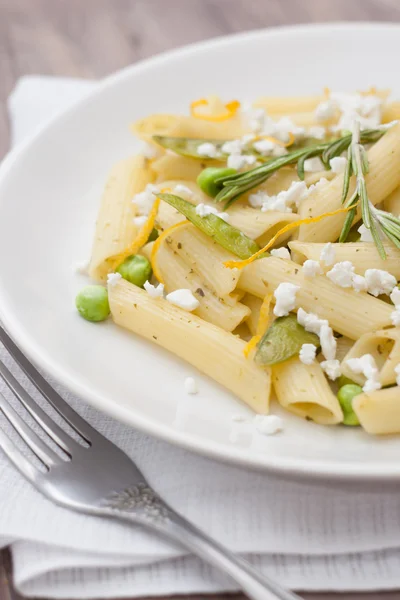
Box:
[254,314,320,366]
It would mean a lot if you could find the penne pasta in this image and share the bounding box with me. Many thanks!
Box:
[383,185,400,216]
[353,387,400,435]
[109,279,271,413]
[131,113,245,141]
[151,153,212,182]
[273,358,343,425]
[241,294,263,336]
[238,257,393,339]
[89,156,155,282]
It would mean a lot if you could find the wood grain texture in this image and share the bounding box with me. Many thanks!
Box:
[0,0,400,599]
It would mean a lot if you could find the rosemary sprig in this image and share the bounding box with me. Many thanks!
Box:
[214,128,385,208]
[339,121,400,258]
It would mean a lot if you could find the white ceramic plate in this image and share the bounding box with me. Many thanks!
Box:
[1,23,400,480]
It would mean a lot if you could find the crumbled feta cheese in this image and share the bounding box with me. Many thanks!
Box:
[244,107,266,132]
[302,260,323,278]
[315,99,336,122]
[358,223,385,243]
[326,261,356,288]
[273,283,300,317]
[174,184,193,197]
[139,141,161,159]
[320,359,341,381]
[261,194,292,213]
[364,269,397,297]
[74,260,89,275]
[308,126,326,140]
[352,274,368,293]
[166,289,200,311]
[297,308,327,334]
[304,157,325,172]
[253,139,276,155]
[195,203,229,221]
[395,364,400,386]
[308,177,329,193]
[272,145,288,157]
[329,156,347,174]
[319,324,337,361]
[346,354,381,393]
[280,181,309,208]
[221,139,243,155]
[299,343,317,365]
[133,215,148,227]
[133,183,159,215]
[144,281,164,298]
[320,242,336,266]
[273,117,305,142]
[197,142,218,158]
[227,153,256,170]
[107,272,122,287]
[248,190,266,208]
[254,414,283,436]
[270,247,291,260]
[241,133,256,145]
[184,377,198,394]
[391,308,400,326]
[390,287,400,306]
[330,92,382,131]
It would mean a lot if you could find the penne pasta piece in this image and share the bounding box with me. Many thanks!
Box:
[164,223,240,297]
[238,257,393,339]
[156,201,187,231]
[383,100,400,123]
[241,294,263,336]
[341,328,400,387]
[109,279,271,413]
[297,123,400,242]
[152,153,212,182]
[353,387,400,435]
[157,243,249,332]
[273,357,343,425]
[289,241,400,278]
[383,184,400,216]
[89,156,155,282]
[335,336,355,363]
[253,94,328,114]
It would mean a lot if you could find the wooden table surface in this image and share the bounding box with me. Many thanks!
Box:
[1,0,400,599]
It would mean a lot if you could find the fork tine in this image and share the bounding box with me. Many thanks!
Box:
[0,393,61,467]
[0,326,98,443]
[0,419,43,482]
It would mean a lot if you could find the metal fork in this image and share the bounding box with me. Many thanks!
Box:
[0,325,300,600]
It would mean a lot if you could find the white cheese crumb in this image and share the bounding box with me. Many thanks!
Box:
[133,215,148,227]
[272,145,288,157]
[254,414,283,436]
[297,307,328,335]
[139,141,161,159]
[253,139,276,155]
[133,183,159,215]
[329,156,347,174]
[273,283,300,317]
[184,377,198,394]
[330,92,382,131]
[364,269,397,297]
[248,190,266,208]
[390,287,400,306]
[391,308,400,326]
[319,324,337,361]
[395,364,400,386]
[307,126,326,140]
[166,289,200,312]
[270,247,291,260]
[227,153,256,170]
[315,99,336,122]
[308,177,329,193]
[326,261,355,288]
[346,354,381,393]
[107,272,122,287]
[144,280,164,298]
[221,139,243,155]
[304,157,325,172]
[358,223,385,243]
[352,274,368,293]
[74,260,89,275]
[197,142,218,158]
[299,343,317,365]
[174,184,193,197]
[320,359,341,381]
[195,203,229,222]
[302,259,323,278]
[260,180,309,213]
[320,242,336,266]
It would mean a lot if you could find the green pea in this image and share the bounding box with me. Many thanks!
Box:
[117,254,152,288]
[75,286,110,322]
[337,375,356,388]
[337,384,363,426]
[197,167,237,198]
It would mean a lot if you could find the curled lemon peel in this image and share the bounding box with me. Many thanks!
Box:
[224,204,356,270]
[109,197,161,272]
[243,293,273,359]
[150,221,187,284]
[190,98,241,122]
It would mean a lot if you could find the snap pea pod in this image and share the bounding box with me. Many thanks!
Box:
[156,193,260,259]
[254,314,320,366]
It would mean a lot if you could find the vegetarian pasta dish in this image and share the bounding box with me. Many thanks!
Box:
[75,90,400,436]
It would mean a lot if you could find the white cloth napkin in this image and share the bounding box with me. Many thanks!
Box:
[2,75,400,599]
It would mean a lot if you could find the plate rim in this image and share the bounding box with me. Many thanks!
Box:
[1,21,400,481]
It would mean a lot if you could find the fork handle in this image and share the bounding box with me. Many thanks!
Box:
[109,508,300,600]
